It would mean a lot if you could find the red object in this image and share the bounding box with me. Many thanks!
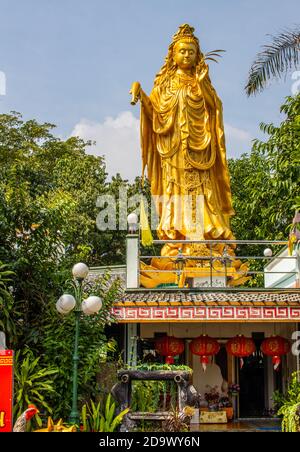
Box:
[12,405,39,432]
[261,336,290,370]
[189,335,220,370]
[26,405,38,421]
[0,350,14,432]
[155,336,184,364]
[226,335,256,368]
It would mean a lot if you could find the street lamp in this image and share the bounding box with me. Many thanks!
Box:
[127,212,138,233]
[56,262,102,426]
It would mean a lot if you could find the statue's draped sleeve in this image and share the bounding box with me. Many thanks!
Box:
[140,91,163,216]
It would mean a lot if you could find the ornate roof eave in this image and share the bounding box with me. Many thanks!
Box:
[112,288,300,323]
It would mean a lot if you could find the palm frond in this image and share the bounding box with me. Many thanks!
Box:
[245,27,300,96]
[205,57,220,63]
[204,49,225,63]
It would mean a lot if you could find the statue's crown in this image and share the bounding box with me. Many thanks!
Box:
[172,24,199,46]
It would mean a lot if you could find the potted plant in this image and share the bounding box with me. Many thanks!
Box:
[204,386,220,411]
[219,396,233,420]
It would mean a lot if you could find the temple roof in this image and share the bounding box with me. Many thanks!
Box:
[112,289,300,322]
[116,289,300,307]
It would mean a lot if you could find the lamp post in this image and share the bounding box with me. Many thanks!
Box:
[56,262,102,426]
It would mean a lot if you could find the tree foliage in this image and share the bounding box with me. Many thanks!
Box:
[0,262,15,337]
[41,273,121,419]
[0,112,130,418]
[229,94,300,241]
[0,112,137,343]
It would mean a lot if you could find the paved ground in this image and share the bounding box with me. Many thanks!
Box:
[190,418,282,432]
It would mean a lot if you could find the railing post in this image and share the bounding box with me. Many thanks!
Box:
[126,234,139,289]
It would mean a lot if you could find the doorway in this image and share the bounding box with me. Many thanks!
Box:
[238,333,267,417]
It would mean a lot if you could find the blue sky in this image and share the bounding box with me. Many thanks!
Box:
[0,0,298,179]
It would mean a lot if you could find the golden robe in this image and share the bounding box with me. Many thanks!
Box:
[141,69,235,244]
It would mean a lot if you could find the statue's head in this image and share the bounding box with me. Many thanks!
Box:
[171,24,201,70]
[154,24,203,86]
[173,40,197,71]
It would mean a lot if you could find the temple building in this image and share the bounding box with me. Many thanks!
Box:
[92,235,300,419]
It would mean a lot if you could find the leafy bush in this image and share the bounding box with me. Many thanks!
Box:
[13,348,58,427]
[41,273,121,419]
[0,261,15,340]
[274,371,300,432]
[81,394,129,432]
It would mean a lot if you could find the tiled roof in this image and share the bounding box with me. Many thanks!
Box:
[115,290,300,307]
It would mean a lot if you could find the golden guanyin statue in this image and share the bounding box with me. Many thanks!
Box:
[130,24,249,288]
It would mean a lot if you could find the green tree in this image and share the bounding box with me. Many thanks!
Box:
[0,112,138,348]
[0,112,137,420]
[229,94,300,241]
[41,273,121,419]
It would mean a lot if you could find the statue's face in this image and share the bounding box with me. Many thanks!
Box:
[173,41,197,70]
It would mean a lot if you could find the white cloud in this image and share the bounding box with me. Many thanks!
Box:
[71,112,253,180]
[224,123,253,157]
[71,111,141,181]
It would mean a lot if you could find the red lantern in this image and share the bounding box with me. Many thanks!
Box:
[155,336,184,364]
[260,336,290,370]
[189,335,220,371]
[226,335,256,368]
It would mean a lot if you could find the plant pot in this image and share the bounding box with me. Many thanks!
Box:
[224,407,234,420]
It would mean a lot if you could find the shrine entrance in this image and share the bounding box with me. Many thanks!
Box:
[238,334,267,417]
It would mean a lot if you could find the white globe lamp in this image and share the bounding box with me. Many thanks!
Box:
[127,213,138,233]
[263,248,273,257]
[82,296,102,315]
[56,294,76,315]
[72,262,89,280]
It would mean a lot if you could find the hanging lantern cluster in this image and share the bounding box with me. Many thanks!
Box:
[226,335,256,368]
[155,336,184,364]
[260,336,290,370]
[155,334,291,372]
[189,335,220,371]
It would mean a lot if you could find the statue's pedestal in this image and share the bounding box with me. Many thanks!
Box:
[139,251,251,289]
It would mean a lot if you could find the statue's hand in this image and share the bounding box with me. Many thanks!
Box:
[130,81,141,105]
[197,63,208,82]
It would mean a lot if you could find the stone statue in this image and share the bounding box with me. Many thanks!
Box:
[131,24,248,287]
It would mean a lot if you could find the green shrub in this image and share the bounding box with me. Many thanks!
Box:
[275,371,300,432]
[14,348,58,427]
[81,394,129,432]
